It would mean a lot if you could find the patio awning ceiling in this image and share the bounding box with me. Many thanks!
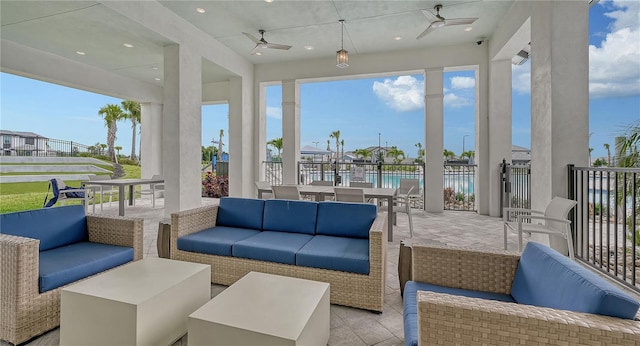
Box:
[0,1,515,87]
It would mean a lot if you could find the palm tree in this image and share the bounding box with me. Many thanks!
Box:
[415,142,424,163]
[443,149,455,162]
[329,130,340,162]
[340,139,345,162]
[217,129,224,161]
[460,150,475,161]
[588,148,594,166]
[121,100,141,162]
[354,148,373,162]
[267,137,283,160]
[386,146,405,164]
[98,104,124,162]
[604,143,611,166]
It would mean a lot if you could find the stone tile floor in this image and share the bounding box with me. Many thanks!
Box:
[12,197,517,346]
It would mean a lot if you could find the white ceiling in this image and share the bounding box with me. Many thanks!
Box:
[1,1,514,86]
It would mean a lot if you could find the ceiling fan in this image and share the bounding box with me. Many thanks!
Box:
[242,30,292,55]
[416,4,478,40]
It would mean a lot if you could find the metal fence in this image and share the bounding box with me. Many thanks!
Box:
[260,161,477,211]
[500,161,531,216]
[569,165,640,292]
[1,136,95,157]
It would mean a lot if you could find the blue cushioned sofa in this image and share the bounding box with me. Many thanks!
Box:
[0,205,143,345]
[170,197,388,312]
[403,242,640,345]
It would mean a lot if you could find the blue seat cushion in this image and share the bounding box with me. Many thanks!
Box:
[216,197,265,230]
[315,202,377,239]
[232,231,313,265]
[0,205,88,251]
[177,226,260,256]
[511,242,640,319]
[403,280,515,346]
[296,235,370,274]
[38,242,134,293]
[263,199,318,235]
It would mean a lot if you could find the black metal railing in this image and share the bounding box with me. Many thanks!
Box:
[443,164,476,212]
[569,165,640,292]
[500,162,531,216]
[1,136,94,157]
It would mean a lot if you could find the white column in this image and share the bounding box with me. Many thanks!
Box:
[140,102,163,179]
[228,76,254,197]
[162,44,202,217]
[530,1,589,251]
[488,59,513,216]
[256,83,267,182]
[424,68,444,212]
[281,80,301,185]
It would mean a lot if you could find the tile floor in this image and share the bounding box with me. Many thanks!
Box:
[9,197,516,346]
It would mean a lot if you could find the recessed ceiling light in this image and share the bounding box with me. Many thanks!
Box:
[255,52,263,56]
[264,0,274,3]
[304,45,314,50]
[76,51,86,55]
[464,27,473,32]
[196,7,206,13]
[155,78,161,81]
[151,66,159,70]
[394,36,402,41]
[123,43,134,48]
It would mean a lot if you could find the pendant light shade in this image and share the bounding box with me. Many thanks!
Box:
[336,19,349,68]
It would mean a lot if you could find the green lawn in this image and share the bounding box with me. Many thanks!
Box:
[0,164,141,213]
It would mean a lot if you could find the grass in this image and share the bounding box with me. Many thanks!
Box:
[0,164,141,214]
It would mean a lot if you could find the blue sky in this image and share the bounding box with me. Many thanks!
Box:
[2,0,638,160]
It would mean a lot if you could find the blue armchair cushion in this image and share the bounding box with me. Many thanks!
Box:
[511,242,640,319]
[232,231,313,265]
[403,280,515,346]
[177,226,260,256]
[0,205,88,251]
[296,235,370,274]
[38,242,133,293]
[216,197,265,230]
[263,199,318,235]
[315,202,377,239]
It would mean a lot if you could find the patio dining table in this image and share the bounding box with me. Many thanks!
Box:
[82,178,165,217]
[257,185,397,241]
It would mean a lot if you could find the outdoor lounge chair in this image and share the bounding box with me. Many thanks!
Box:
[254,181,273,199]
[503,196,578,259]
[43,178,94,212]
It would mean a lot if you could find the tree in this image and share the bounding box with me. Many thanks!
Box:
[386,146,405,164]
[340,139,344,162]
[604,143,611,167]
[330,130,340,162]
[114,146,122,156]
[443,149,455,162]
[354,148,373,162]
[217,129,224,161]
[267,137,283,160]
[619,120,639,167]
[414,143,424,163]
[460,150,475,161]
[98,104,124,162]
[121,100,141,162]
[588,147,594,166]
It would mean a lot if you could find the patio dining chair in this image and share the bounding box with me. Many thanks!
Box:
[393,185,415,237]
[334,187,365,203]
[503,196,578,259]
[310,180,333,186]
[255,181,273,199]
[86,175,117,211]
[137,174,164,208]
[272,185,301,200]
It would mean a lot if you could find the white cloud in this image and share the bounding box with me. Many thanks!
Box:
[512,62,531,95]
[450,76,475,89]
[372,75,424,112]
[266,106,282,119]
[444,92,472,108]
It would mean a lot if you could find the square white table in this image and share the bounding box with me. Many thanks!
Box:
[188,272,330,346]
[60,258,210,346]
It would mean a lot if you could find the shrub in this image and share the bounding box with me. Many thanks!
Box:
[443,187,455,203]
[202,172,229,198]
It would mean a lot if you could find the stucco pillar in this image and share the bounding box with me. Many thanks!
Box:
[140,102,163,179]
[228,76,254,198]
[488,59,513,216]
[281,80,301,185]
[530,1,589,251]
[162,44,202,217]
[424,68,444,212]
[256,83,267,183]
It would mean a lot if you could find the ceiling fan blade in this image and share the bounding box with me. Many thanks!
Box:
[420,9,438,21]
[243,32,261,44]
[266,43,292,50]
[443,17,478,26]
[249,44,261,55]
[416,24,436,40]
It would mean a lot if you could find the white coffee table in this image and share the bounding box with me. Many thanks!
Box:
[60,258,211,346]
[188,272,330,346]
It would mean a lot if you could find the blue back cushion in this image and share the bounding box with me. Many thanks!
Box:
[511,242,640,319]
[216,197,265,230]
[0,205,88,251]
[316,202,377,239]
[263,199,318,235]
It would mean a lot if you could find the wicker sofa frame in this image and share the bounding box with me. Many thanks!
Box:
[170,205,387,312]
[0,214,144,345]
[411,244,640,345]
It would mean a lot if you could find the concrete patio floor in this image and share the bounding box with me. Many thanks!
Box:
[14,196,515,346]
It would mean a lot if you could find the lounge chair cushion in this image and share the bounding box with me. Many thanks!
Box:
[296,235,370,274]
[232,231,313,265]
[403,280,515,346]
[38,242,133,292]
[263,199,318,235]
[315,202,377,239]
[511,242,639,319]
[216,197,265,230]
[0,205,87,251]
[177,226,260,256]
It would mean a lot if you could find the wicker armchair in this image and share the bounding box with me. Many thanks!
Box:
[410,244,640,345]
[0,214,143,345]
